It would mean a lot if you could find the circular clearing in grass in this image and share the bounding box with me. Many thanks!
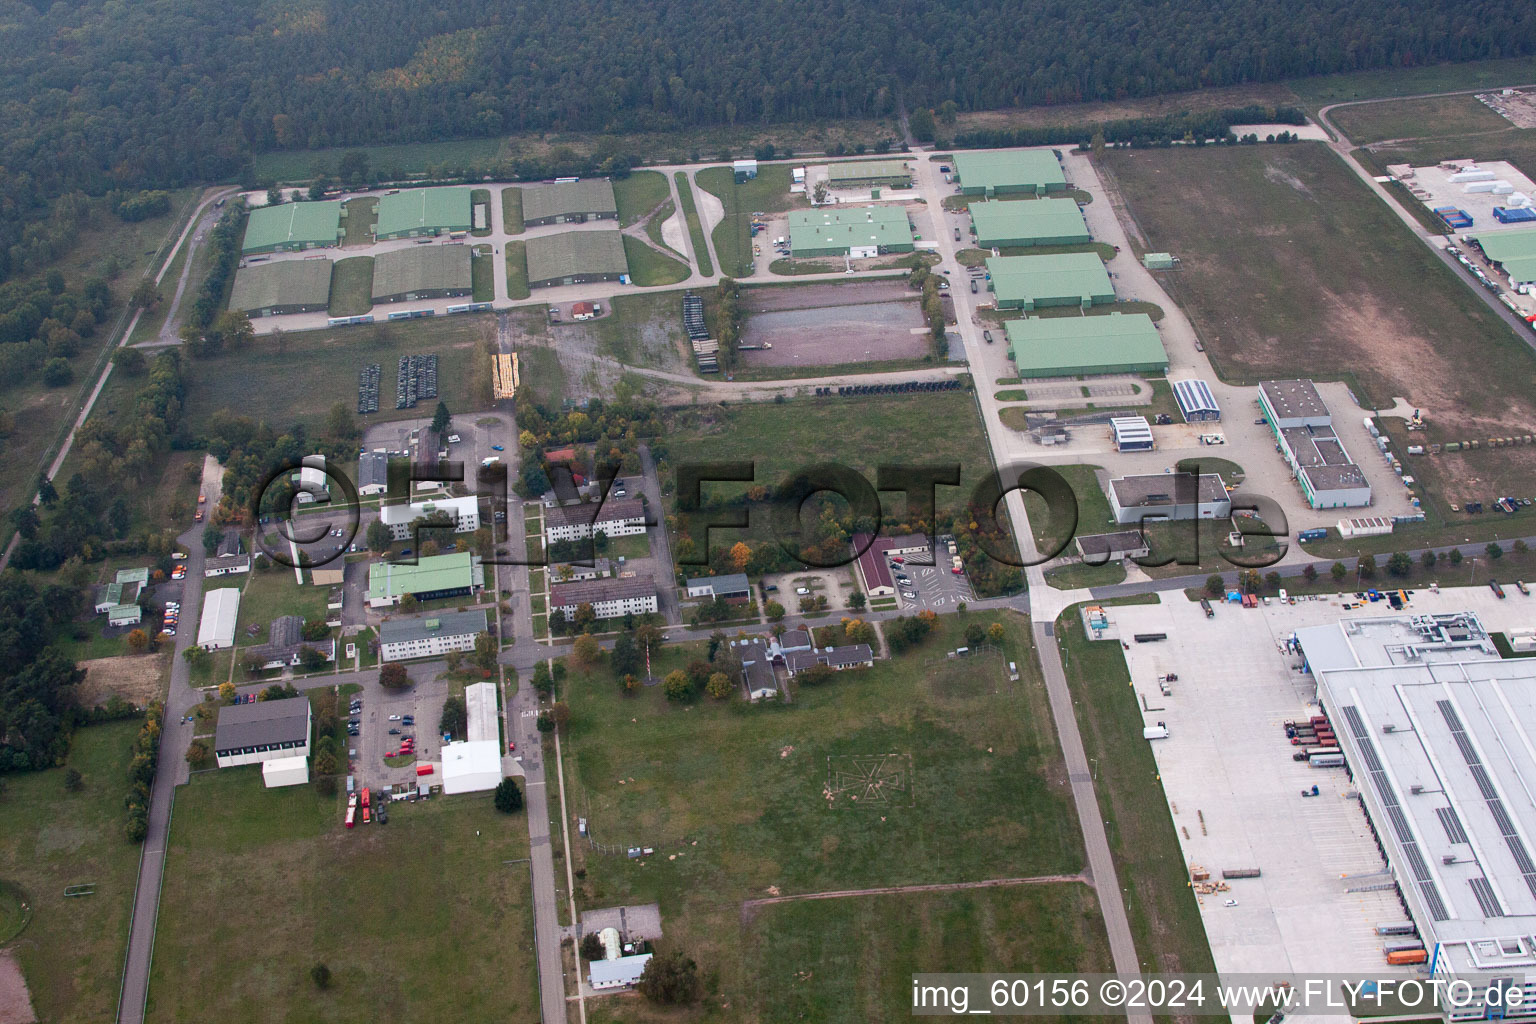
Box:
[0,880,33,945]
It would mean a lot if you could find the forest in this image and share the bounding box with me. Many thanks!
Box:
[2,0,1535,282]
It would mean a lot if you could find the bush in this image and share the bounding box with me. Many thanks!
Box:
[42,357,73,387]
[494,777,524,814]
[63,767,83,791]
[662,670,692,702]
[379,663,410,689]
[310,962,332,990]
[580,932,605,962]
[638,949,701,1005]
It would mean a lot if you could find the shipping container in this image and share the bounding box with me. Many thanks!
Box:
[1386,949,1428,965]
[1311,754,1345,767]
[1297,528,1328,542]
[416,764,434,776]
[1376,922,1417,936]
[1382,940,1426,954]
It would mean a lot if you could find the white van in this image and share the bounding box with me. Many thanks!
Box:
[447,434,461,443]
[481,456,501,466]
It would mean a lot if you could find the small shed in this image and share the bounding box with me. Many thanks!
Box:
[733,159,758,183]
[1142,252,1176,270]
[1111,416,1155,452]
[261,755,310,788]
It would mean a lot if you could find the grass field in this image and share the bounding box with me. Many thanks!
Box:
[1044,559,1127,589]
[565,612,1100,1018]
[327,257,375,317]
[696,164,799,278]
[470,248,494,302]
[621,235,690,287]
[338,197,377,247]
[1289,56,1536,110]
[515,343,565,408]
[614,170,671,227]
[469,188,492,237]
[674,173,714,277]
[1101,143,1536,502]
[642,198,684,259]
[571,289,690,370]
[233,569,329,648]
[182,315,488,434]
[0,721,144,1024]
[504,240,530,299]
[146,768,537,1023]
[1330,93,1512,144]
[1056,604,1217,977]
[1022,463,1113,557]
[500,187,525,234]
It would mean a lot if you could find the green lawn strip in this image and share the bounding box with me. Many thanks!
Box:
[565,612,1088,1014]
[724,356,936,382]
[469,188,493,237]
[1330,94,1510,145]
[1022,463,1114,552]
[696,163,796,278]
[1288,56,1536,111]
[621,234,690,287]
[504,240,530,299]
[1044,559,1128,590]
[613,171,671,227]
[641,198,686,260]
[1029,299,1165,322]
[470,248,494,302]
[327,256,375,316]
[1056,605,1218,977]
[500,187,525,235]
[530,594,546,615]
[339,197,378,247]
[0,721,144,1023]
[673,172,714,277]
[147,769,537,1022]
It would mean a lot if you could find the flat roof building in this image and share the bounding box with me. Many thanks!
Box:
[520,180,618,226]
[241,201,342,255]
[214,696,311,768]
[378,609,487,663]
[1111,416,1155,452]
[1171,379,1221,421]
[826,160,912,188]
[374,187,473,240]
[1476,227,1536,286]
[1298,612,1536,1010]
[230,260,333,317]
[440,739,502,795]
[261,755,310,788]
[986,252,1114,310]
[197,587,241,650]
[465,680,498,744]
[969,198,1090,248]
[1004,313,1167,378]
[366,552,482,608]
[1257,380,1372,509]
[788,206,914,258]
[371,245,473,304]
[953,150,1067,197]
[1108,473,1230,525]
[684,573,751,601]
[525,230,629,288]
[1257,378,1330,428]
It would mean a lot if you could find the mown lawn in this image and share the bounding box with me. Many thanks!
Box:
[504,240,530,299]
[327,256,374,316]
[613,171,671,227]
[696,163,798,278]
[674,172,714,277]
[500,187,525,235]
[621,235,690,287]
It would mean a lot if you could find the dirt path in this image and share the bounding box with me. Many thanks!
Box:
[622,199,689,262]
[739,872,1089,923]
[0,951,37,1024]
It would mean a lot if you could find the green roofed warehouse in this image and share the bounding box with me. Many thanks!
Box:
[986,252,1114,310]
[371,245,473,304]
[953,150,1067,197]
[524,229,629,288]
[1477,228,1536,287]
[826,160,912,189]
[969,198,1090,248]
[519,180,619,227]
[788,206,914,258]
[241,201,342,255]
[366,551,483,608]
[374,187,474,240]
[229,260,333,317]
[1005,313,1169,379]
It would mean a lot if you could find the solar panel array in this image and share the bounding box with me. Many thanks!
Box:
[1437,805,1470,845]
[1342,704,1451,921]
[1470,876,1506,918]
[1438,699,1536,905]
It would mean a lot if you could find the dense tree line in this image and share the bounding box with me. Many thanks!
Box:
[0,570,97,773]
[0,0,1533,283]
[0,274,110,394]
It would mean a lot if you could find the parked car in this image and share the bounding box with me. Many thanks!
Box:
[491,444,504,451]
[402,716,415,725]
[388,714,401,721]
[983,330,993,344]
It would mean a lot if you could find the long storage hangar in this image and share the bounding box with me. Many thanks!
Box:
[229,259,333,317]
[1476,227,1536,287]
[952,150,1067,197]
[241,201,342,255]
[374,187,473,240]
[1004,313,1167,378]
[986,252,1114,310]
[520,180,619,226]
[826,160,912,189]
[969,198,1089,248]
[524,230,629,288]
[371,245,473,304]
[788,206,914,258]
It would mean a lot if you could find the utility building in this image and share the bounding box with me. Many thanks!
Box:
[197,588,241,650]
[214,697,311,768]
[788,206,914,258]
[1172,379,1221,421]
[524,230,629,288]
[1004,313,1167,378]
[520,180,619,226]
[230,260,333,317]
[952,150,1067,197]
[1258,379,1372,509]
[1108,473,1231,524]
[1475,228,1536,286]
[826,160,912,189]
[371,245,473,304]
[241,201,343,255]
[969,198,1089,248]
[374,187,473,240]
[986,253,1114,310]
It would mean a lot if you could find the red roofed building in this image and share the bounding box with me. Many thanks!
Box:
[850,533,931,597]
[572,301,596,320]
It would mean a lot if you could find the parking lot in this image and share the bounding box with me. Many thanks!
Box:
[895,558,973,611]
[1096,584,1536,981]
[348,661,453,791]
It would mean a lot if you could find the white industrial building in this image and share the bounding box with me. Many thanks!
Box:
[1259,379,1373,509]
[379,494,481,541]
[1258,378,1332,429]
[464,681,499,744]
[377,609,487,662]
[214,696,311,768]
[1171,379,1221,421]
[549,575,659,620]
[1110,416,1154,452]
[261,755,310,788]
[1298,612,1536,1016]
[589,953,653,991]
[197,587,241,650]
[296,454,329,504]
[543,498,648,544]
[440,740,503,795]
[1107,473,1231,525]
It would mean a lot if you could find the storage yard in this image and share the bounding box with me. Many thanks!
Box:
[737,280,929,365]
